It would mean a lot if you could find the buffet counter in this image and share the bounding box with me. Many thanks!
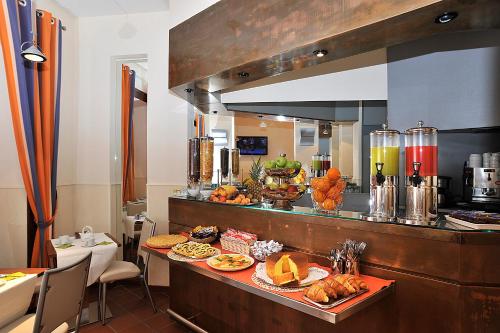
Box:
[160,196,500,333]
[143,242,394,325]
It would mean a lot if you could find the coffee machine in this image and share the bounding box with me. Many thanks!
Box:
[464,168,500,203]
[399,121,438,225]
[362,125,400,222]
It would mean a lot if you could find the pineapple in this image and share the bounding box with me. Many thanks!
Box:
[245,157,263,202]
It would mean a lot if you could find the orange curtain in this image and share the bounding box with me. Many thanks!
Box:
[122,65,135,203]
[0,1,63,267]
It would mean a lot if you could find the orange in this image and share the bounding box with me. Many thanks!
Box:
[312,190,326,203]
[317,178,331,193]
[335,179,346,192]
[327,168,341,182]
[310,177,321,190]
[326,186,340,199]
[323,198,336,211]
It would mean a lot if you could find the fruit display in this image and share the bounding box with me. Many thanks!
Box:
[264,153,302,177]
[292,168,307,184]
[310,167,346,213]
[262,183,306,201]
[243,157,264,202]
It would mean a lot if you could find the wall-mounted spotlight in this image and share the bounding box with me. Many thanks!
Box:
[20,41,46,63]
[185,88,193,93]
[238,71,250,78]
[434,11,458,24]
[313,49,328,58]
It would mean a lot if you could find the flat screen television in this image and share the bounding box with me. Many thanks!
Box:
[236,136,268,155]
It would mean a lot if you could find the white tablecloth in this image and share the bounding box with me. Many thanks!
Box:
[0,274,37,328]
[51,233,118,286]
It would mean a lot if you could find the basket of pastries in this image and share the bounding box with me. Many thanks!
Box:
[146,234,187,249]
[220,228,257,255]
[189,225,218,243]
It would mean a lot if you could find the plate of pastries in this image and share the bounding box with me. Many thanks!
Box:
[257,252,328,287]
[303,274,369,309]
[189,225,218,243]
[170,241,220,260]
[146,234,187,249]
[207,254,255,271]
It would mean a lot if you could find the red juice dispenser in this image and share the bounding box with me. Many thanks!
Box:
[401,121,438,224]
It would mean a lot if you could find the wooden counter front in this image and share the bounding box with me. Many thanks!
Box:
[167,197,500,333]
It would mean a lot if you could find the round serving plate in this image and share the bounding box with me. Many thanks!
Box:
[254,263,329,289]
[206,254,255,271]
[167,248,221,263]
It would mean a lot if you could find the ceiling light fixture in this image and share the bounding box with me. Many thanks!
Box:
[313,49,328,58]
[212,111,218,114]
[238,71,249,78]
[184,88,193,93]
[323,128,329,135]
[20,41,46,63]
[259,121,267,128]
[276,115,286,122]
[434,11,458,24]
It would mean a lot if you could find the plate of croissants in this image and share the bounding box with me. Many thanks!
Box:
[303,274,368,309]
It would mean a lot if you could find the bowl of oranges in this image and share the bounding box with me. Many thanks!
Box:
[310,167,346,214]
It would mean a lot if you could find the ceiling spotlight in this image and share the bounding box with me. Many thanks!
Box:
[259,121,267,128]
[212,110,218,114]
[276,115,286,122]
[435,11,458,24]
[313,49,328,58]
[238,71,250,78]
[258,115,263,118]
[184,88,193,93]
[20,41,46,63]
[295,118,300,122]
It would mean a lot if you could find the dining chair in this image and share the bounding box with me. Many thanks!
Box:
[99,216,157,325]
[0,253,92,333]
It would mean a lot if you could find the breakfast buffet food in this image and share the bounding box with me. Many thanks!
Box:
[264,154,302,175]
[220,228,257,255]
[304,274,368,303]
[311,167,346,212]
[449,210,500,224]
[243,157,264,202]
[207,254,254,271]
[250,240,283,261]
[189,225,218,243]
[146,234,187,249]
[265,252,309,286]
[172,241,218,259]
[209,185,254,205]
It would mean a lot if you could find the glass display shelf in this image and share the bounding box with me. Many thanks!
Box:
[172,195,500,233]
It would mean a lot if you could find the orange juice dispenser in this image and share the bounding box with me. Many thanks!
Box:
[362,124,400,222]
[400,121,438,224]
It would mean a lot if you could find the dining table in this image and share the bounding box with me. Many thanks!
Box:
[0,268,46,329]
[46,232,121,286]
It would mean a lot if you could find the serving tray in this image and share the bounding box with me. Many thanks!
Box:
[445,215,500,230]
[303,289,368,309]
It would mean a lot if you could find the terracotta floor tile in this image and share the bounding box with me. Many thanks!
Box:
[79,323,116,333]
[161,322,194,333]
[107,311,142,332]
[120,322,155,333]
[145,313,177,331]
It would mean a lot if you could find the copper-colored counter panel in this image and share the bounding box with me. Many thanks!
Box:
[168,197,500,285]
[169,0,500,110]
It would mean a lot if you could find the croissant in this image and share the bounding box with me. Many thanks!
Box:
[315,280,338,299]
[323,277,350,297]
[305,284,329,303]
[334,274,368,294]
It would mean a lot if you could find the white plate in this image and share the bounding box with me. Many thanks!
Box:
[206,254,254,271]
[445,215,500,230]
[255,262,329,286]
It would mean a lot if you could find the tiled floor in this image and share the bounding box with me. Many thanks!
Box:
[80,280,193,333]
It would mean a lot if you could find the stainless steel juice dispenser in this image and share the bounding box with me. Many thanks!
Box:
[400,121,438,224]
[362,124,400,222]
